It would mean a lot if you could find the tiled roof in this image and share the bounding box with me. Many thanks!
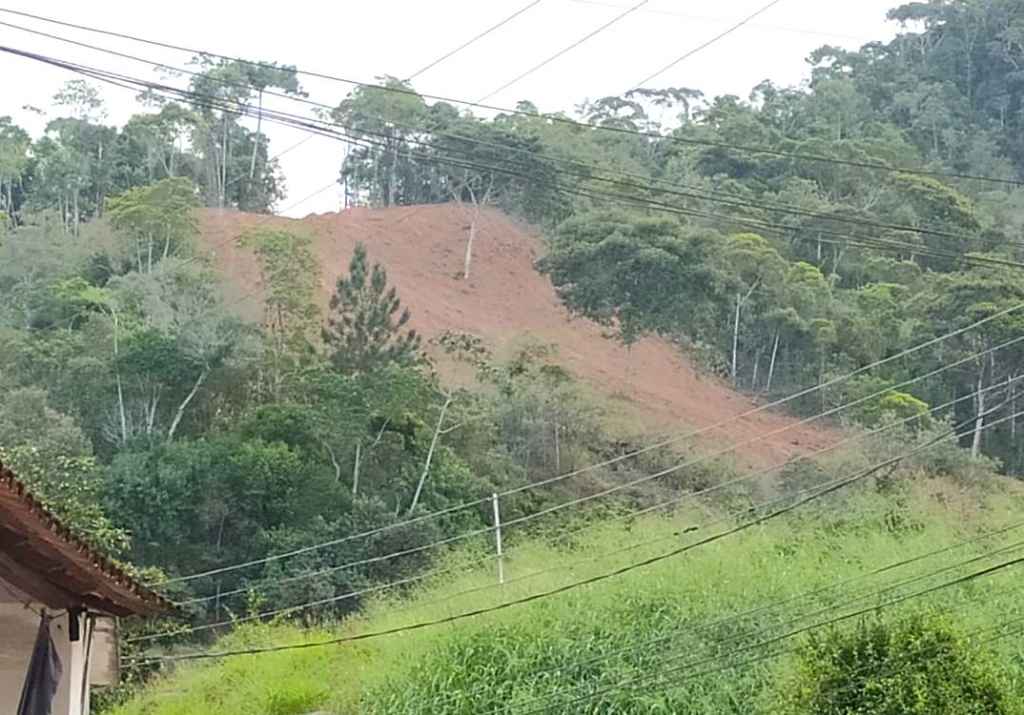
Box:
[0,462,171,616]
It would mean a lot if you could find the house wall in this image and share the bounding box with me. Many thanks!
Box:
[0,578,95,715]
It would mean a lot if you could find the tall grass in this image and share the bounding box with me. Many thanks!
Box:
[112,477,1024,715]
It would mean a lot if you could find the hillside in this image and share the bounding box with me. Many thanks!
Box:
[198,203,834,467]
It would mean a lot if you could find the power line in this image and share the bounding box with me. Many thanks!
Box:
[632,0,786,89]
[126,401,1015,664]
[513,493,1024,713]
[147,279,1024,586]
[576,613,1024,715]
[422,511,1024,710]
[6,33,1024,272]
[8,41,1024,585]
[172,377,1014,612]
[564,0,872,42]
[763,614,1024,706]
[545,606,1024,713]
[7,16,1012,259]
[505,491,1024,712]
[150,317,1024,592]
[223,135,314,189]
[407,0,546,81]
[136,377,1020,647]
[5,7,1016,186]
[477,0,649,102]
[8,15,1011,256]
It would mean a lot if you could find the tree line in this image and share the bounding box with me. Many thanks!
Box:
[3,0,1024,641]
[331,0,1024,474]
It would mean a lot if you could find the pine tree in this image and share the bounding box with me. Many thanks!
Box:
[322,242,421,373]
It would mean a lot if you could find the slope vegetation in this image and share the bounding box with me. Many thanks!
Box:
[199,204,833,466]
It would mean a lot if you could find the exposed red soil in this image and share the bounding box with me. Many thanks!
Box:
[198,204,836,468]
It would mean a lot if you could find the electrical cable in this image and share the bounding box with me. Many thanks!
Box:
[125,399,1016,664]
[1,28,1016,261]
[152,328,1024,601]
[423,511,1024,710]
[504,490,1024,713]
[3,7,1019,186]
[150,293,1024,586]
[632,0,786,89]
[8,37,1024,594]
[564,0,872,42]
[407,0,545,81]
[171,376,1018,613]
[4,17,1006,255]
[514,500,1024,713]
[477,0,649,102]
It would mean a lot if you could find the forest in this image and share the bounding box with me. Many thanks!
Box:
[4,1,1024,713]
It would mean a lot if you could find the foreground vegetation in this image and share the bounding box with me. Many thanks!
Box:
[6,0,1024,711]
[113,455,1024,714]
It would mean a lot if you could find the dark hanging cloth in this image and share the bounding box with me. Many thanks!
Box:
[17,612,64,715]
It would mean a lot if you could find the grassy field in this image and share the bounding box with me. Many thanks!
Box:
[112,473,1024,715]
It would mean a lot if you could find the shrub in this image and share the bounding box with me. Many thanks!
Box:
[781,611,1009,714]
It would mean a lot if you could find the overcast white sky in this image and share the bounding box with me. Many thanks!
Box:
[0,0,902,216]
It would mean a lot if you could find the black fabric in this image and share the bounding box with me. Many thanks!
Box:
[17,613,63,715]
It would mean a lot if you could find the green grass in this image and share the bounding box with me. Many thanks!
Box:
[112,478,1024,715]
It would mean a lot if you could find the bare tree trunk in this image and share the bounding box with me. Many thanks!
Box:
[732,293,742,385]
[833,246,845,275]
[323,441,342,484]
[145,387,161,435]
[115,375,128,445]
[464,218,477,280]
[96,140,104,217]
[462,179,491,280]
[213,512,226,615]
[352,442,361,496]
[220,116,229,208]
[766,332,780,394]
[1012,375,1017,441]
[553,422,561,472]
[972,368,986,459]
[108,310,128,446]
[730,282,759,386]
[249,90,263,181]
[751,349,761,392]
[408,394,453,515]
[72,187,80,237]
[168,368,209,442]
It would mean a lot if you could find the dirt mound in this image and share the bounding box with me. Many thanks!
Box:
[198,204,835,467]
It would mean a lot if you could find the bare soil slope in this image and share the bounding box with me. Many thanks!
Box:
[199,204,835,466]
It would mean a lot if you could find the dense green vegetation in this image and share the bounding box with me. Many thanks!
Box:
[110,472,1024,714]
[326,0,1024,473]
[4,1,1024,712]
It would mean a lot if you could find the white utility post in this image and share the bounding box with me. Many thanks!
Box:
[492,492,504,585]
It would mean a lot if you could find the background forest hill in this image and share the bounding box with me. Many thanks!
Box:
[3,0,1024,673]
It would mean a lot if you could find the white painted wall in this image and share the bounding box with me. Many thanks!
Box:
[0,577,109,715]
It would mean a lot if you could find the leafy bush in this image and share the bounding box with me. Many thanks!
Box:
[780,612,1010,714]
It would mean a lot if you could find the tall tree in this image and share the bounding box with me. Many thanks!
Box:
[913,263,1024,458]
[0,117,30,226]
[714,233,788,384]
[322,242,421,374]
[107,177,199,273]
[333,77,432,207]
[188,56,302,211]
[239,227,322,398]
